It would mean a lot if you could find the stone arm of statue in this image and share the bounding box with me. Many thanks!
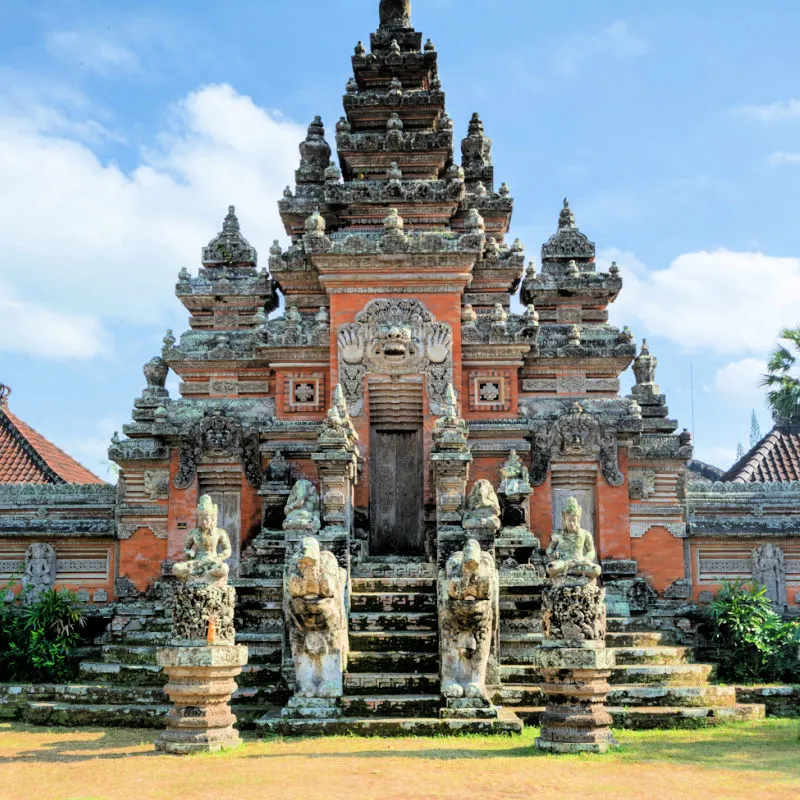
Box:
[183,532,198,560]
[582,531,597,564]
[545,533,561,560]
[217,529,233,562]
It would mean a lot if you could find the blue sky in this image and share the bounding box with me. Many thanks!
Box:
[2,0,799,479]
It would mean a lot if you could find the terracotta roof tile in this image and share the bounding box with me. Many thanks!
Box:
[722,423,800,483]
[0,405,104,485]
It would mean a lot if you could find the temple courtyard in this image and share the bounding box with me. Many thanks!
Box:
[2,720,798,800]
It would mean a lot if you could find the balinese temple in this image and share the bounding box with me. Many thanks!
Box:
[0,0,793,730]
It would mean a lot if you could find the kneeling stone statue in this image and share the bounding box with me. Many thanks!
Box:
[439,539,498,701]
[285,537,348,699]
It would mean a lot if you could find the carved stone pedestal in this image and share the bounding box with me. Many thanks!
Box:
[155,644,249,755]
[170,582,236,646]
[440,697,497,720]
[534,643,617,754]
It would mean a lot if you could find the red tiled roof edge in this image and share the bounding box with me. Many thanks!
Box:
[721,424,800,483]
[0,406,104,485]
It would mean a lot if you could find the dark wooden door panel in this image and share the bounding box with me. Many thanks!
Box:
[370,428,424,555]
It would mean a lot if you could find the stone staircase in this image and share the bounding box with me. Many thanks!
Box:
[256,559,522,735]
[497,618,765,729]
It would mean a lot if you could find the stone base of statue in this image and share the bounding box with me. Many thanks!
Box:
[542,576,606,642]
[533,641,617,755]
[170,582,236,646]
[155,644,248,755]
[440,696,498,720]
[281,695,342,720]
[495,525,541,570]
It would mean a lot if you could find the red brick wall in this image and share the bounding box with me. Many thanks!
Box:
[118,528,167,594]
[632,525,685,594]
[595,449,632,561]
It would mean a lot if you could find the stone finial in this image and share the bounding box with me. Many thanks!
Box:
[388,77,403,99]
[387,161,403,180]
[355,41,366,56]
[383,207,404,233]
[424,38,435,52]
[526,260,536,278]
[567,325,581,346]
[632,340,658,386]
[389,39,402,57]
[559,197,576,229]
[620,326,634,344]
[178,267,190,283]
[0,384,9,408]
[202,205,258,267]
[379,0,412,28]
[346,77,358,94]
[336,116,351,134]
[464,208,485,234]
[270,240,282,258]
[523,304,540,325]
[499,182,510,197]
[609,261,620,277]
[566,259,579,277]
[386,112,404,132]
[474,181,488,197]
[299,117,331,171]
[461,304,478,326]
[324,161,341,182]
[163,329,176,350]
[143,357,169,390]
[431,75,442,91]
[315,306,330,327]
[305,209,326,235]
[283,185,293,199]
[468,112,485,137]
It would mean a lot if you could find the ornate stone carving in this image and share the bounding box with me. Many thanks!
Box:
[463,480,501,538]
[174,409,261,489]
[379,0,411,27]
[285,537,348,698]
[283,480,322,535]
[545,497,601,582]
[498,450,532,502]
[629,470,657,500]
[21,543,57,603]
[751,543,787,607]
[143,470,170,500]
[541,198,596,262]
[542,581,606,642]
[439,539,498,700]
[170,495,236,645]
[337,298,452,416]
[202,206,257,267]
[530,403,623,487]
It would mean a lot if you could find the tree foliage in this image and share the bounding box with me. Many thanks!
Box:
[762,327,800,423]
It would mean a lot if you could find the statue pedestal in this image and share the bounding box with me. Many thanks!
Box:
[282,696,342,719]
[440,697,497,720]
[155,644,248,755]
[533,642,617,755]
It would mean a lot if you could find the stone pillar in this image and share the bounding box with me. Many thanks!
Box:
[431,385,472,567]
[156,494,248,755]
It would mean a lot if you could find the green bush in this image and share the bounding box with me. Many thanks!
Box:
[708,581,800,684]
[0,586,86,682]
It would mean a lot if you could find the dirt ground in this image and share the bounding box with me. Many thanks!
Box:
[1,720,799,800]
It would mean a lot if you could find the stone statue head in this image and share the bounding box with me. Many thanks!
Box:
[561,497,582,533]
[463,539,482,573]
[197,494,218,532]
[297,537,321,573]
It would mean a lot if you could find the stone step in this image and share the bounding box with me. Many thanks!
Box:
[348,631,438,653]
[610,664,716,686]
[349,612,438,632]
[494,684,545,706]
[23,702,168,728]
[238,663,282,687]
[605,631,673,648]
[348,650,439,673]
[49,684,166,706]
[606,616,668,634]
[230,578,282,590]
[498,633,545,664]
[112,604,167,617]
[351,561,437,580]
[340,694,440,717]
[512,704,765,730]
[608,684,737,708]
[79,662,165,687]
[344,672,440,695]
[232,685,288,706]
[101,645,157,666]
[111,630,171,646]
[256,709,523,737]
[611,646,693,666]
[350,592,436,613]
[351,578,436,594]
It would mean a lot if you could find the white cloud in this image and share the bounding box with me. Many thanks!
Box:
[712,358,766,409]
[696,445,737,471]
[0,284,107,359]
[608,248,800,355]
[769,151,800,166]
[557,21,649,76]
[733,98,800,123]
[45,30,141,76]
[0,83,304,358]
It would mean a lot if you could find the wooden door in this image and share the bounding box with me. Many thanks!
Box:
[369,427,424,555]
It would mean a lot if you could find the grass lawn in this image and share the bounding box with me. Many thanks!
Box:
[1,719,799,800]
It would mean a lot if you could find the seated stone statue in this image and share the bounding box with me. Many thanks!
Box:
[546,497,601,582]
[172,494,232,586]
[285,537,348,698]
[498,450,532,500]
[439,539,498,701]
[462,480,501,535]
[283,479,322,534]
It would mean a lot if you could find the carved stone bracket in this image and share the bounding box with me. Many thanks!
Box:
[337,298,453,416]
[174,409,262,490]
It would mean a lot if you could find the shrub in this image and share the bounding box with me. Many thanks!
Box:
[0,586,86,682]
[708,581,800,684]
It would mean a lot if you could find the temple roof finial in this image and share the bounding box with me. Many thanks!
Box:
[202,205,257,268]
[379,0,412,28]
[559,197,576,229]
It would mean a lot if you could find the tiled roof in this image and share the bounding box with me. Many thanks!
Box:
[722,422,800,483]
[0,401,104,485]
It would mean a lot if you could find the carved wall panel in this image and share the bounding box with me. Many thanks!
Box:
[284,373,326,414]
[468,370,512,413]
[337,298,453,416]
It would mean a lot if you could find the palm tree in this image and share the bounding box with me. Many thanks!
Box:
[762,327,800,422]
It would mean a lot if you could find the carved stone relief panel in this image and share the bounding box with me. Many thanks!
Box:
[284,373,326,414]
[752,543,787,607]
[468,370,512,413]
[337,298,453,416]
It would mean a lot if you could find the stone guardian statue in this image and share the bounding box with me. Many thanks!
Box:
[22,542,57,603]
[439,539,498,701]
[285,536,348,699]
